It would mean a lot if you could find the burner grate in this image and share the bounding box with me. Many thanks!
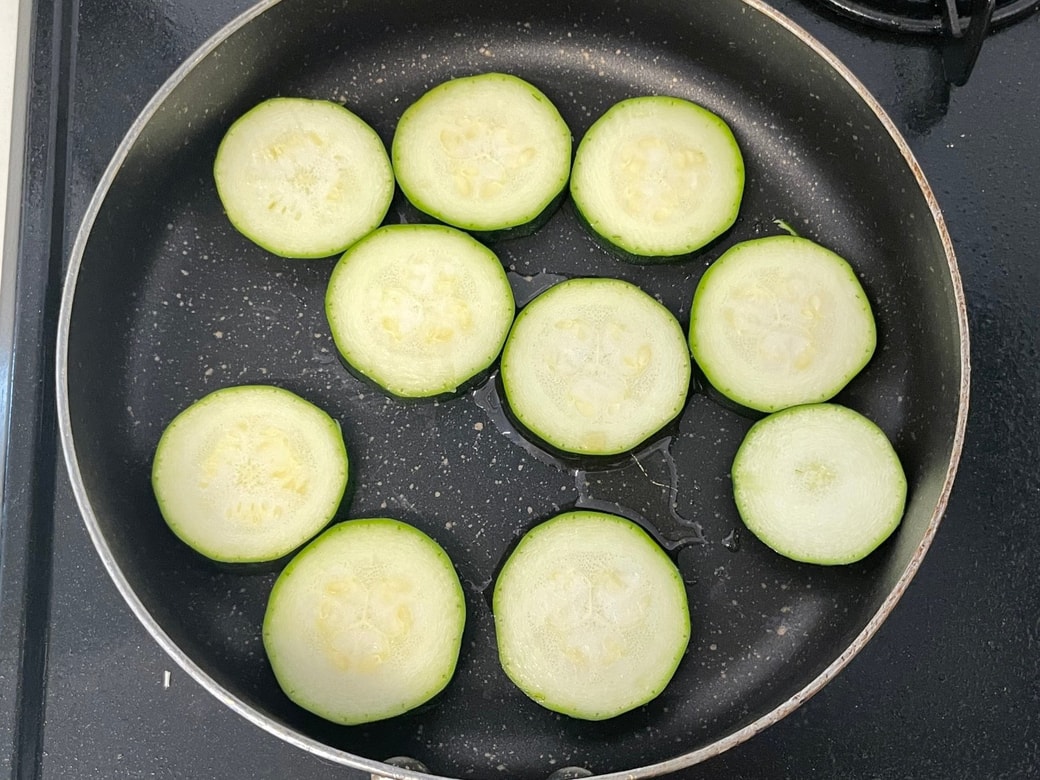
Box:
[814,0,1040,34]
[814,0,1040,84]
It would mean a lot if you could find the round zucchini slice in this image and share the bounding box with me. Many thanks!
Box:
[731,403,907,565]
[325,224,515,399]
[493,510,690,720]
[213,97,394,258]
[391,72,572,234]
[263,518,466,725]
[500,277,691,456]
[689,235,877,413]
[151,385,348,563]
[570,95,745,261]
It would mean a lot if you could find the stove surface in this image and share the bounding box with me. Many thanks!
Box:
[3,1,1039,778]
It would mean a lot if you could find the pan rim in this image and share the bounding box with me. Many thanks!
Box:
[54,0,970,777]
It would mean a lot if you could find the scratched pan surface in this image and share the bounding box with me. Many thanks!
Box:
[56,0,968,777]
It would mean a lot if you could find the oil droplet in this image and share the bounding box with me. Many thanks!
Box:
[507,269,569,307]
[677,545,700,585]
[722,528,741,552]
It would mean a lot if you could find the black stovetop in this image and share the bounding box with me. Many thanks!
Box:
[2,1,1038,777]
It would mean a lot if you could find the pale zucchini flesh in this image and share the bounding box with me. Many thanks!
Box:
[391,72,572,233]
[493,510,690,720]
[570,95,745,260]
[151,385,348,563]
[263,518,466,725]
[325,224,515,398]
[214,97,394,258]
[731,403,907,565]
[689,235,877,413]
[500,277,691,456]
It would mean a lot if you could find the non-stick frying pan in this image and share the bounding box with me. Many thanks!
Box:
[56,0,969,777]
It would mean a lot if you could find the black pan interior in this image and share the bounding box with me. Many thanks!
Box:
[64,0,964,776]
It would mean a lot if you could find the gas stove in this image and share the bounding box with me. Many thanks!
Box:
[2,1,1038,777]
[816,0,1040,32]
[814,0,1040,82]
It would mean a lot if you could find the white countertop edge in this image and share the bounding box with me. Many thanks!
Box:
[1,0,32,502]
[0,0,18,267]
[2,0,31,301]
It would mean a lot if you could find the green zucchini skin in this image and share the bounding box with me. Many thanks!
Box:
[213,97,394,259]
[325,224,516,400]
[263,518,466,725]
[151,385,349,564]
[500,277,691,457]
[731,403,907,565]
[570,95,745,262]
[392,72,572,235]
[689,235,877,414]
[464,187,568,243]
[493,509,690,720]
[568,197,730,265]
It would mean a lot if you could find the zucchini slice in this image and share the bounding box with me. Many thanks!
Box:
[689,235,877,413]
[493,510,690,720]
[325,224,515,399]
[391,73,572,234]
[263,518,466,725]
[570,95,744,261]
[213,97,394,258]
[500,277,691,456]
[731,403,907,565]
[151,385,348,563]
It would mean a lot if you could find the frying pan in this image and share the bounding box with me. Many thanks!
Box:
[55,0,969,777]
